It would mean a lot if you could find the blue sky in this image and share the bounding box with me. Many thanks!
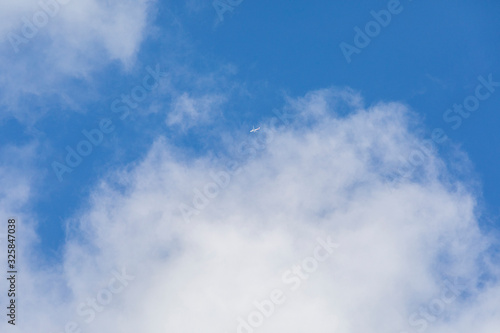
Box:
[1,0,500,331]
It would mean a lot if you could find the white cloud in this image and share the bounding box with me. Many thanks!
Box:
[0,0,154,66]
[166,92,226,130]
[0,0,156,121]
[5,88,500,332]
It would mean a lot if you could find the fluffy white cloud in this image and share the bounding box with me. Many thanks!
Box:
[6,88,500,332]
[0,0,156,120]
[1,0,153,65]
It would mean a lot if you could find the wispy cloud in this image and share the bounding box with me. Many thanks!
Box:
[167,92,226,130]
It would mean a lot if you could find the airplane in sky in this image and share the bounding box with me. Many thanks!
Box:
[250,126,260,133]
